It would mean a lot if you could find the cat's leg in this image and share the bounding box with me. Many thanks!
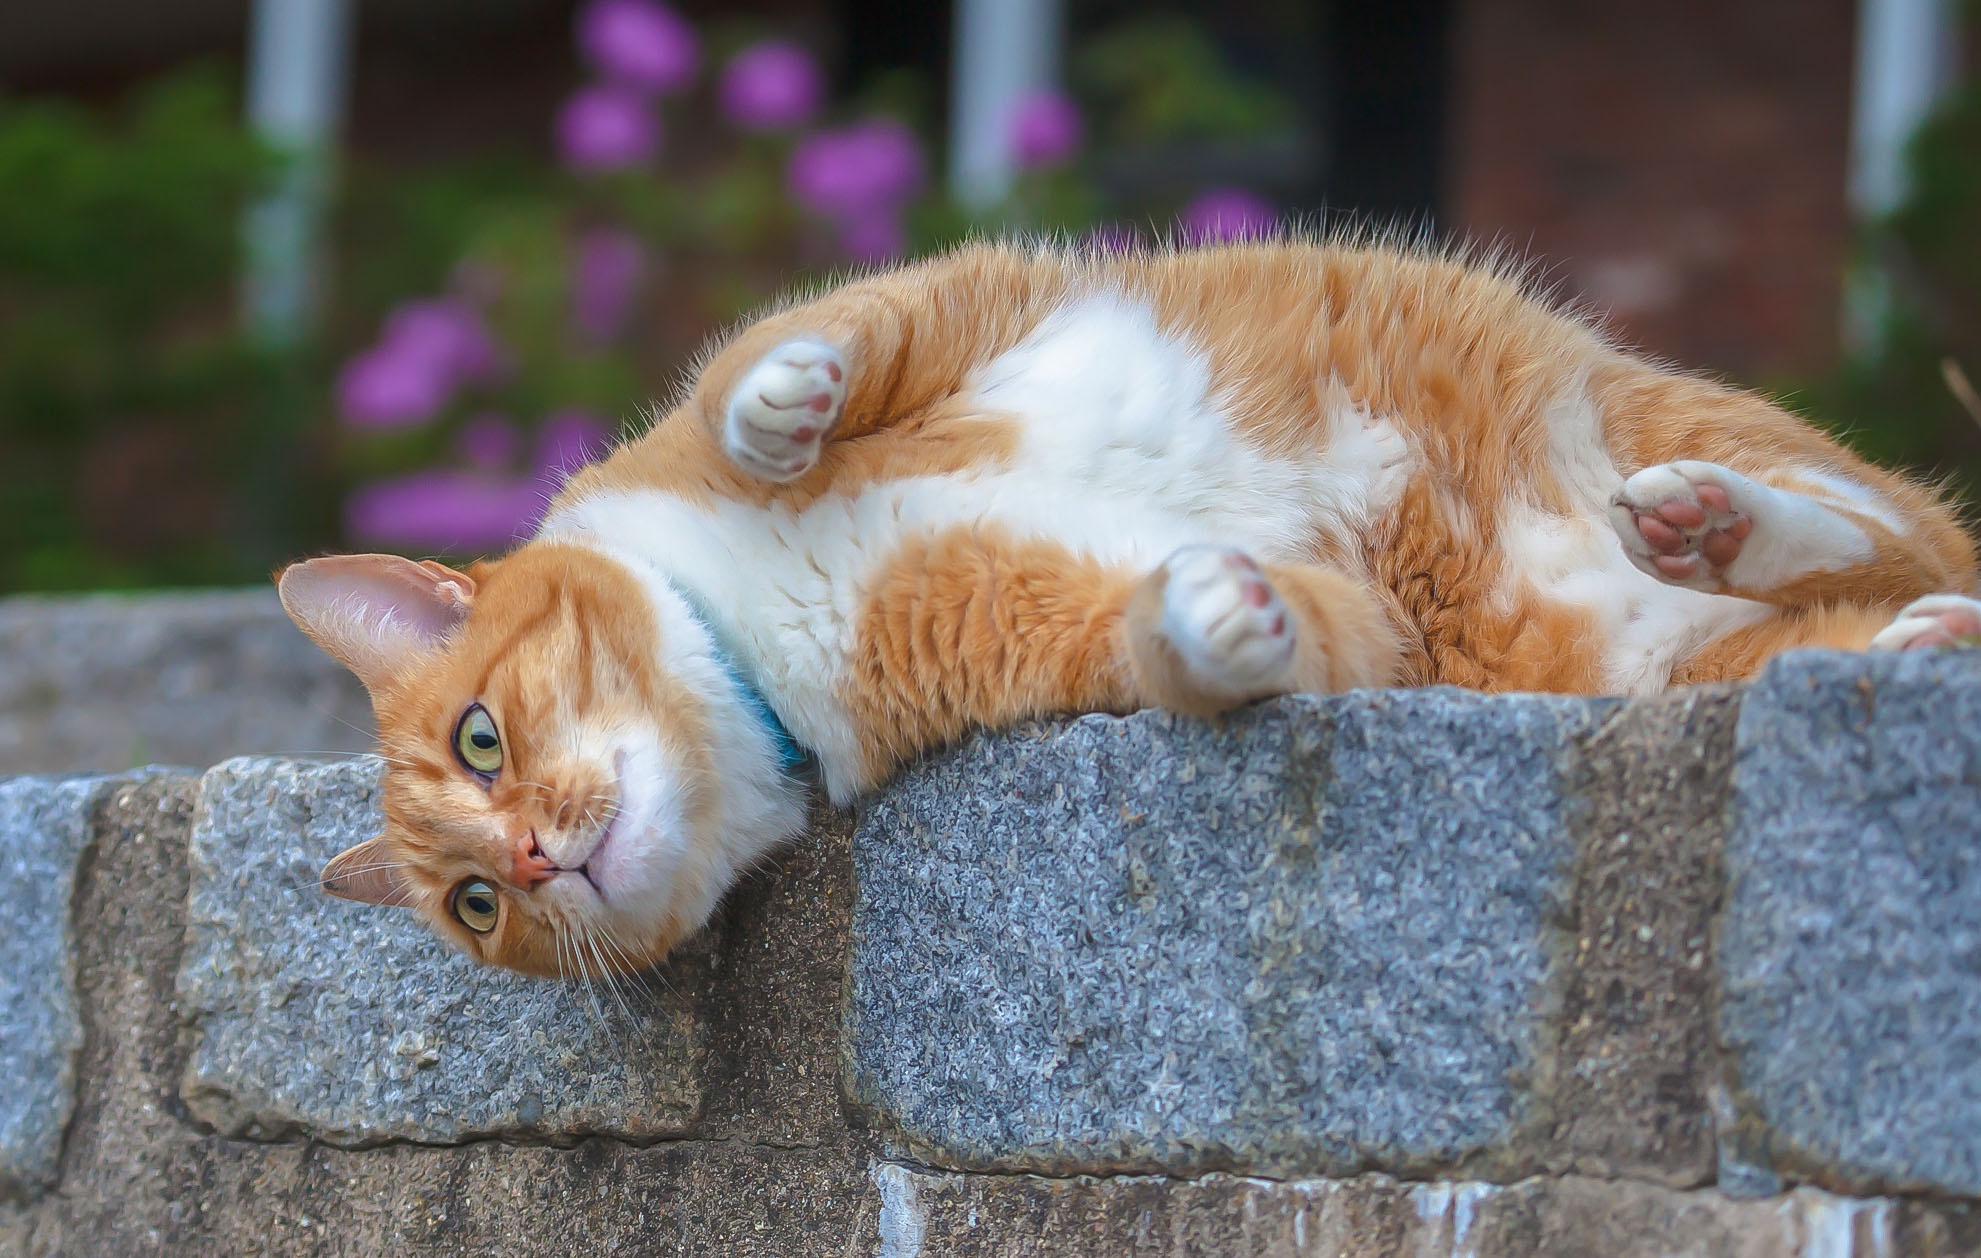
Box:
[720,339,849,482]
[1120,544,1401,716]
[696,255,1071,482]
[1868,593,1981,650]
[1670,593,1981,682]
[1608,459,1962,607]
[840,532,1398,792]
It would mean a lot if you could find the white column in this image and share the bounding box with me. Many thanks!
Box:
[1850,0,1959,217]
[241,0,355,345]
[1844,0,1960,346]
[948,0,1063,209]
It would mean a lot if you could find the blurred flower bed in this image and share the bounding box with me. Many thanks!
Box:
[0,3,1297,591]
[7,0,1972,595]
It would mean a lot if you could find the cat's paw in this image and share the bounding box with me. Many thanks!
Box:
[1869,593,1981,651]
[1159,545,1296,697]
[1609,460,1755,591]
[724,339,845,482]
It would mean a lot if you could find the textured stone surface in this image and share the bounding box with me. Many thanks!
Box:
[1722,649,1981,1196]
[848,691,1601,1178]
[0,590,370,776]
[1547,686,1738,1185]
[5,667,1981,1253]
[178,757,708,1145]
[879,1164,1905,1257]
[695,801,858,1146]
[25,764,880,1258]
[0,775,107,1195]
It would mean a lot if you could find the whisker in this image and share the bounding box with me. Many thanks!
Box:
[562,922,610,1030]
[584,926,636,1022]
[596,922,658,1005]
[590,929,648,1008]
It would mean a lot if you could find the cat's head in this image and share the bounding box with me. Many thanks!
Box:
[277,545,795,978]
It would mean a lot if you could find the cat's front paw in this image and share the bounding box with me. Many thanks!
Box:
[1159,545,1296,698]
[1870,593,1981,651]
[724,339,846,482]
[1609,460,1755,591]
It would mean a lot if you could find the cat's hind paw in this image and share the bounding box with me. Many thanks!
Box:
[1158,545,1296,699]
[724,339,846,482]
[1870,593,1981,651]
[1609,460,1755,591]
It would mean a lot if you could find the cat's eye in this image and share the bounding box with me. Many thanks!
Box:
[452,879,500,933]
[453,703,503,776]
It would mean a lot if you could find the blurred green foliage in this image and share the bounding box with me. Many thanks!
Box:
[1797,73,1981,508]
[1075,16,1294,147]
[0,68,281,591]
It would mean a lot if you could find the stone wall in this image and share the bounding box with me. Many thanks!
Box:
[0,590,370,777]
[2,625,1980,1252]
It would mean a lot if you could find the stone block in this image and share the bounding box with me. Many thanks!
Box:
[875,1164,1896,1258]
[1547,686,1738,1184]
[847,691,1603,1178]
[0,775,107,1195]
[178,757,707,1145]
[0,590,370,776]
[1721,649,1981,1196]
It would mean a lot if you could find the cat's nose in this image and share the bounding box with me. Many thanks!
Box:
[510,829,555,890]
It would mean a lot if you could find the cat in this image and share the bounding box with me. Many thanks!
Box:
[278,238,1981,979]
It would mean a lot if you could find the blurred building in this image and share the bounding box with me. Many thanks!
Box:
[0,0,1933,382]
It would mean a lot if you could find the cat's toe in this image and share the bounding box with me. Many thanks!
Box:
[1610,460,1755,590]
[1160,545,1296,696]
[1870,593,1981,651]
[724,338,846,482]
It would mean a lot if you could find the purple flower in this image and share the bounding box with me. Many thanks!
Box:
[555,86,661,171]
[836,208,906,262]
[1179,187,1278,245]
[538,410,612,478]
[455,414,522,471]
[575,0,699,96]
[718,41,825,131]
[786,118,925,218]
[570,227,647,344]
[381,298,502,387]
[344,471,548,552]
[336,344,451,430]
[1009,90,1083,169]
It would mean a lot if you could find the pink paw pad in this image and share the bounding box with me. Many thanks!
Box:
[1611,461,1757,589]
[1158,545,1296,696]
[724,338,847,483]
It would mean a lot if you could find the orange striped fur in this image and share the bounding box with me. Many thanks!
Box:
[278,238,1979,977]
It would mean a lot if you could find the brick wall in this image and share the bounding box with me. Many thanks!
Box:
[1446,0,1857,380]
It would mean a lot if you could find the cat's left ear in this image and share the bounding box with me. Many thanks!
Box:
[321,837,419,908]
[277,554,477,695]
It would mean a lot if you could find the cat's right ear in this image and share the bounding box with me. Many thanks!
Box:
[321,837,418,908]
[277,554,477,695]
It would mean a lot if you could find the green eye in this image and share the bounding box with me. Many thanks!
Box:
[454,704,502,775]
[452,879,500,933]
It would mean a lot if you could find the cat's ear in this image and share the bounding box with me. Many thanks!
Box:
[277,554,477,694]
[321,837,418,908]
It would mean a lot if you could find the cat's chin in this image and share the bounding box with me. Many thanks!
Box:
[577,738,694,931]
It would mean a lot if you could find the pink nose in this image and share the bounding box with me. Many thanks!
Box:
[510,830,554,889]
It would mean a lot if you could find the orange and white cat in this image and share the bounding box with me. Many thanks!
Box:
[278,240,1981,978]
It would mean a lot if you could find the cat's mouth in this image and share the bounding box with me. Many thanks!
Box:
[576,751,628,899]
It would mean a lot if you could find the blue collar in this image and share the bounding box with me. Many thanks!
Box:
[672,587,809,778]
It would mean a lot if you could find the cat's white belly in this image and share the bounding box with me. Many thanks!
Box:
[545,295,1415,794]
